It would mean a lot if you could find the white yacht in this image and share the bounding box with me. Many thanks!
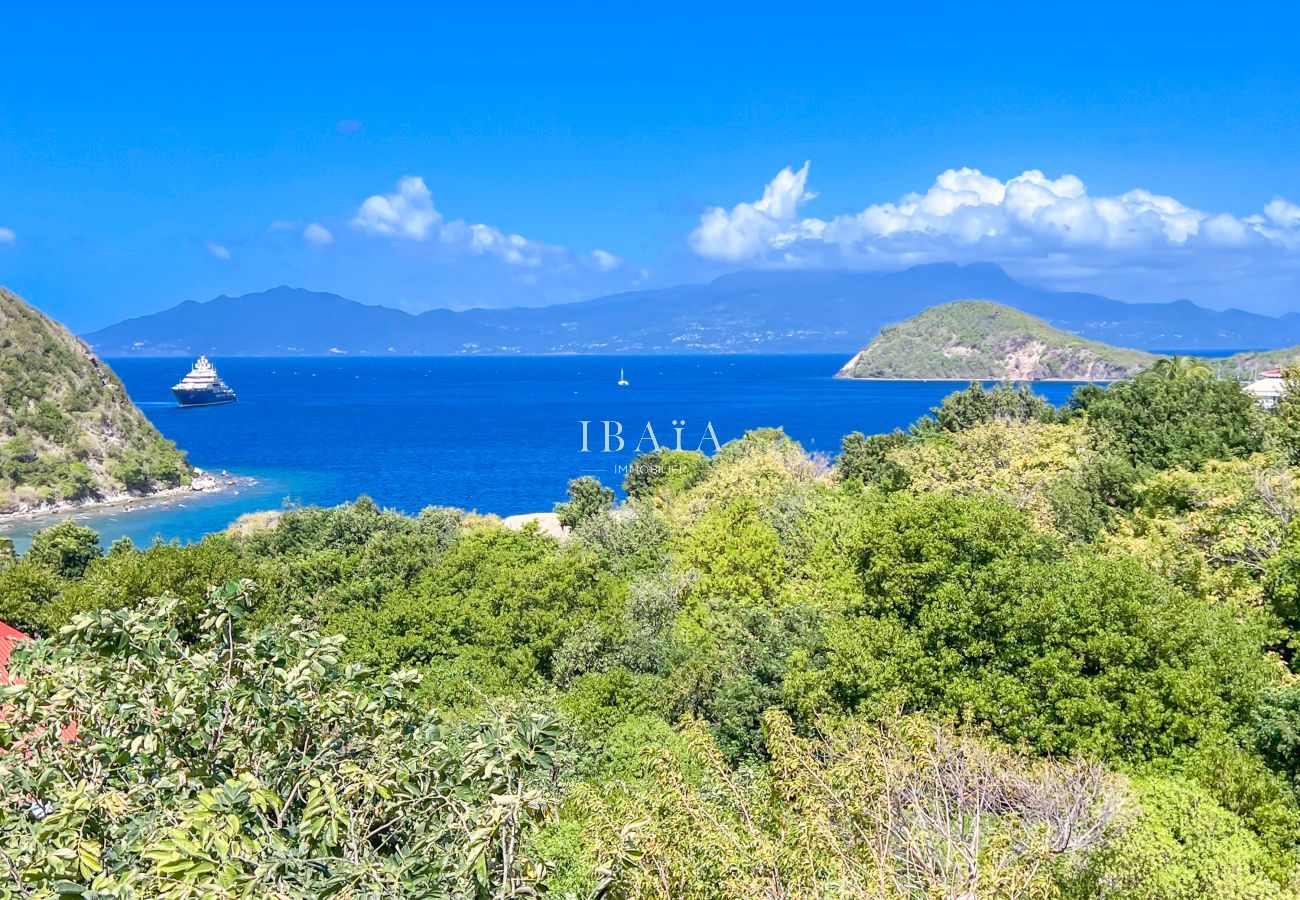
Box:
[172,356,237,407]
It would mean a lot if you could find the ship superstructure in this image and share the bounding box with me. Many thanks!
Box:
[172,356,237,407]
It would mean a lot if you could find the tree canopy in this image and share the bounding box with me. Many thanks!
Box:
[3,362,1300,896]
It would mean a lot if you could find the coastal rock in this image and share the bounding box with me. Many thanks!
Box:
[191,473,220,492]
[501,512,569,540]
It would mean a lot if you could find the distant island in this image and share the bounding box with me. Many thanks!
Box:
[82,263,1300,357]
[836,300,1300,381]
[0,287,201,517]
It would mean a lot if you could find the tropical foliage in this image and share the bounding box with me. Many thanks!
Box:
[0,583,563,897]
[4,361,1300,897]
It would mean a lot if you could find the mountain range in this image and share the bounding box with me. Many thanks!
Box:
[81,263,1300,357]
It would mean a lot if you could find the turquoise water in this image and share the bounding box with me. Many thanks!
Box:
[1,356,1084,549]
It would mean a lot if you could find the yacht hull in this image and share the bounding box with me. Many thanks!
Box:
[172,388,236,407]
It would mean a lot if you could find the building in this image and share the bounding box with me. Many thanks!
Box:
[1244,369,1287,410]
[0,621,78,741]
[0,621,28,684]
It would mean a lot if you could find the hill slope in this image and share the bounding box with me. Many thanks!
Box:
[82,265,1300,357]
[837,301,1163,380]
[0,288,191,513]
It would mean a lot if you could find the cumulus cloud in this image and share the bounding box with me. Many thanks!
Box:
[303,222,334,245]
[206,241,231,261]
[438,220,550,267]
[352,175,614,270]
[352,176,441,240]
[341,176,642,306]
[692,162,817,262]
[689,164,1300,301]
[1263,199,1300,237]
[0,227,14,244]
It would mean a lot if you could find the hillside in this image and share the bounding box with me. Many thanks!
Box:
[0,288,191,513]
[83,264,1300,357]
[1212,346,1300,380]
[837,300,1160,380]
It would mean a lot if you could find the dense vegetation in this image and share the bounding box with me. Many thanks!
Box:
[837,301,1158,380]
[838,300,1300,382]
[4,365,1300,896]
[0,288,190,512]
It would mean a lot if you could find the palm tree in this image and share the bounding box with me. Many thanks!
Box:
[1151,355,1213,380]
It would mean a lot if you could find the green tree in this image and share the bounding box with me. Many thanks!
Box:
[1046,444,1140,542]
[1270,362,1300,465]
[555,476,615,530]
[327,524,620,707]
[667,499,813,757]
[1112,454,1300,613]
[1067,367,1265,472]
[0,583,564,897]
[622,448,709,501]
[1151,355,1214,380]
[786,494,1275,761]
[834,429,909,489]
[580,712,1123,899]
[921,381,1058,434]
[1252,684,1300,792]
[24,519,102,578]
[0,559,66,635]
[1061,776,1294,899]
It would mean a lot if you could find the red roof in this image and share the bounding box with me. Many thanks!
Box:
[0,621,77,741]
[0,621,28,683]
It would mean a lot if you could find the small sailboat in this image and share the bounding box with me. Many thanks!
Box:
[617,368,629,387]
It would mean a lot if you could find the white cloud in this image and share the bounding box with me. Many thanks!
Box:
[351,175,612,271]
[690,164,1300,294]
[352,176,441,240]
[1265,199,1300,228]
[691,162,816,262]
[266,219,295,233]
[439,220,547,267]
[342,176,644,306]
[206,241,231,261]
[303,222,334,245]
[588,249,622,271]
[0,227,14,244]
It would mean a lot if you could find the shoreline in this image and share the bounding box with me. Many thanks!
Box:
[833,374,1121,383]
[0,469,247,531]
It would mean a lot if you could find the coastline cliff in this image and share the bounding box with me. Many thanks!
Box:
[0,287,194,516]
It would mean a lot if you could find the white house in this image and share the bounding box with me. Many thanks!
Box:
[1244,369,1287,409]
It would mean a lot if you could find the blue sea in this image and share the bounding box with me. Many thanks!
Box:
[0,356,1085,550]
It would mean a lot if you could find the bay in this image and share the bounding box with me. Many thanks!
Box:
[1,355,1085,549]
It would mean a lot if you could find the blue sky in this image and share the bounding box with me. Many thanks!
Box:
[2,2,1299,330]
